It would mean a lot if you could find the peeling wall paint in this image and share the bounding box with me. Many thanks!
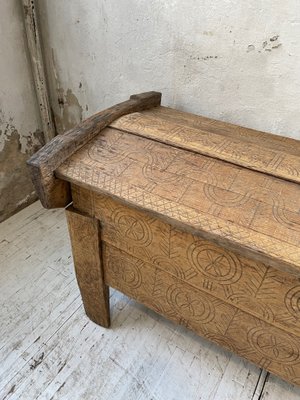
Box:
[0,128,43,222]
[39,0,300,139]
[0,110,44,154]
[0,1,44,221]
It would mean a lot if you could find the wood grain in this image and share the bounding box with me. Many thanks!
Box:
[104,244,300,386]
[72,190,300,338]
[27,91,161,209]
[65,206,110,327]
[56,128,300,276]
[69,186,300,385]
[142,106,300,157]
[111,111,300,185]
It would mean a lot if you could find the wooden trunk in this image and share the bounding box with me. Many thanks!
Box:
[27,92,300,386]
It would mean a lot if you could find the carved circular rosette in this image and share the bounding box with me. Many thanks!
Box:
[108,255,142,290]
[166,284,215,324]
[187,242,242,285]
[112,208,153,247]
[248,326,300,364]
[285,285,300,320]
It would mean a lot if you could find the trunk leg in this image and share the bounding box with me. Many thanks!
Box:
[65,206,110,327]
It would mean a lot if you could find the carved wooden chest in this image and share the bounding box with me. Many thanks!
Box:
[28,92,300,385]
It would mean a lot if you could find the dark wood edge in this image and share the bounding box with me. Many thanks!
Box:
[27,91,162,208]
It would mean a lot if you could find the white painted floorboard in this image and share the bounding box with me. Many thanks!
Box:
[1,202,300,400]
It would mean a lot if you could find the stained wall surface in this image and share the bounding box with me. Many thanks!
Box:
[0,1,44,221]
[39,0,300,139]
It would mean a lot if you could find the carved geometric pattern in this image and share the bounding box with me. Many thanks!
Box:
[106,251,142,290]
[285,286,300,320]
[187,242,242,284]
[69,191,300,342]
[57,126,300,273]
[166,283,215,323]
[111,207,153,247]
[111,112,300,184]
[104,244,300,383]
[247,326,300,364]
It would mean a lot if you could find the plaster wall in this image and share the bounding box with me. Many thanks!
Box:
[0,1,44,221]
[39,0,300,139]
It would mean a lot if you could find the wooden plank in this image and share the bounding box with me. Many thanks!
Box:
[0,270,73,347]
[65,127,300,217]
[55,130,300,275]
[0,281,80,390]
[142,106,300,156]
[152,345,259,400]
[27,92,161,209]
[110,112,300,185]
[22,0,56,143]
[251,370,269,400]
[259,373,300,398]
[0,216,69,298]
[0,205,131,400]
[0,203,59,266]
[103,244,300,386]
[211,359,265,400]
[72,191,300,339]
[65,206,110,327]
[1,290,130,400]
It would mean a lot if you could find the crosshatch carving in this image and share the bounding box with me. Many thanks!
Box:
[45,98,300,385]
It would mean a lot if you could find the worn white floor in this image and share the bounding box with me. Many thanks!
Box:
[1,202,300,400]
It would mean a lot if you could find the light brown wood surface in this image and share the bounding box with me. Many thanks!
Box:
[56,126,300,277]
[71,188,300,385]
[65,206,110,327]
[111,111,300,185]
[104,244,300,386]
[143,106,300,157]
[72,190,300,339]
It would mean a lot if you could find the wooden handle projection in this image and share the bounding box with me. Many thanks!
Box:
[27,91,162,209]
